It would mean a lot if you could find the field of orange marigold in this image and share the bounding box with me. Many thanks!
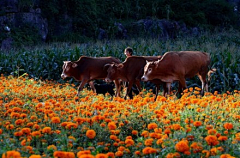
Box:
[0,75,240,158]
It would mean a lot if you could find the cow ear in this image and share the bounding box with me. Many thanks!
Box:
[117,64,124,69]
[104,64,111,70]
[72,63,78,68]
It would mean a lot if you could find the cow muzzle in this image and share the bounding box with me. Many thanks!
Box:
[141,76,148,82]
[105,78,112,83]
[61,74,67,79]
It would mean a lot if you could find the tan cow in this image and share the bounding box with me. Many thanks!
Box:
[141,51,212,96]
[61,56,122,96]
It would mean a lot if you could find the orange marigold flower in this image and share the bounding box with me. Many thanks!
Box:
[175,140,189,153]
[15,119,24,125]
[42,127,51,134]
[53,151,65,158]
[142,147,157,155]
[132,130,138,135]
[147,123,158,130]
[220,154,236,158]
[21,128,31,135]
[86,129,96,139]
[2,151,21,158]
[108,122,117,130]
[193,121,202,127]
[144,138,154,146]
[164,128,171,135]
[115,151,123,157]
[95,153,108,158]
[47,145,57,151]
[205,135,219,146]
[31,131,41,137]
[0,129,2,135]
[172,124,181,130]
[51,117,60,124]
[29,155,41,158]
[190,142,203,153]
[125,139,134,146]
[218,136,228,141]
[106,152,115,158]
[208,129,217,135]
[223,123,233,130]
[135,150,141,155]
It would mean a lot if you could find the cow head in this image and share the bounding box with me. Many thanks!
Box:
[104,63,123,82]
[141,61,158,82]
[61,61,78,79]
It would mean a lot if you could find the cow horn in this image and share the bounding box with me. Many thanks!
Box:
[103,64,111,70]
[117,64,124,69]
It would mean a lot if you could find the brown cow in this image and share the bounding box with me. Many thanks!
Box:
[141,51,212,96]
[61,56,122,96]
[104,56,163,99]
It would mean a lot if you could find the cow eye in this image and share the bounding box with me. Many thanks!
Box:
[148,68,152,72]
[111,70,115,73]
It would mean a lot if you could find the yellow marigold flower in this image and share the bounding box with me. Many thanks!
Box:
[86,129,96,139]
[175,140,189,153]
[108,122,117,130]
[29,155,41,158]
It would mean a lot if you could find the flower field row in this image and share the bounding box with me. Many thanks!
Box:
[0,75,240,158]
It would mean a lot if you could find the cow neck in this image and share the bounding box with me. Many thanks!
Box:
[73,66,83,81]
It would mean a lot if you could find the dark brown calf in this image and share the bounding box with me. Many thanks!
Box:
[104,56,162,99]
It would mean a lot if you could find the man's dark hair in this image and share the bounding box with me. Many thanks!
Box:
[125,47,133,56]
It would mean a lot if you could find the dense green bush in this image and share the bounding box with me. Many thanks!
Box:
[0,29,239,93]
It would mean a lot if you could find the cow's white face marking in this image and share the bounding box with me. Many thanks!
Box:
[61,61,71,79]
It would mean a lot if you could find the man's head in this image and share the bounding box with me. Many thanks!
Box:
[124,47,133,57]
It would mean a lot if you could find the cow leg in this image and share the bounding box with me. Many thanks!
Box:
[135,80,142,94]
[178,78,187,96]
[124,81,134,100]
[89,81,96,93]
[198,74,207,96]
[154,84,160,101]
[114,79,121,97]
[162,82,168,97]
[165,82,172,97]
[77,79,89,96]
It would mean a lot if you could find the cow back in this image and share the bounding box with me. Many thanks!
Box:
[76,56,121,79]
